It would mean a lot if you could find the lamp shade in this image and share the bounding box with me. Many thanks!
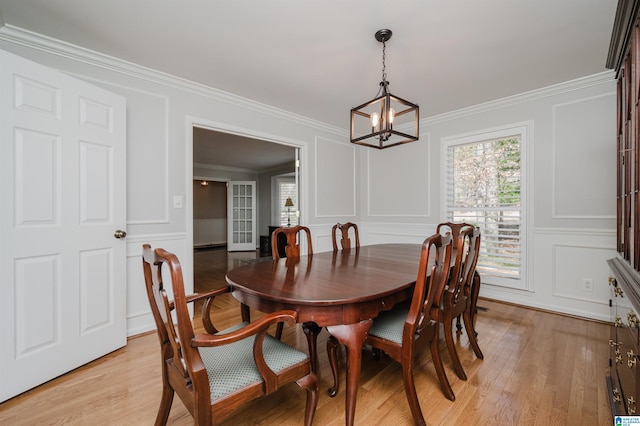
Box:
[285,197,294,207]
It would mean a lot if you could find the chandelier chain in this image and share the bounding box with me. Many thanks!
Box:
[381,41,387,82]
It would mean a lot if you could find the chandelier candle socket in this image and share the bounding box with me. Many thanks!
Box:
[350,29,419,149]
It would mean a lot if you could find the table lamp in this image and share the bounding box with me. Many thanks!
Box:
[285,197,294,226]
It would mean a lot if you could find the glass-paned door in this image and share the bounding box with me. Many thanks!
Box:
[227,181,256,251]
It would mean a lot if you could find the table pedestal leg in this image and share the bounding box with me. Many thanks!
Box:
[326,319,372,426]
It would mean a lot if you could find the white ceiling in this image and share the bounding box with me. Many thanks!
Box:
[193,127,296,172]
[0,0,619,169]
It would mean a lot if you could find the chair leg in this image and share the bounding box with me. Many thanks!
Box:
[240,303,251,322]
[372,347,382,360]
[296,373,319,426]
[327,335,340,397]
[154,382,174,426]
[463,307,484,359]
[455,314,463,332]
[194,388,213,426]
[275,322,284,340]
[400,356,426,426]
[430,327,455,401]
[302,322,322,373]
[443,313,467,380]
[469,272,481,336]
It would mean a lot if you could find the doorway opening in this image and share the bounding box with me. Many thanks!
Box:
[193,179,227,250]
[188,121,305,292]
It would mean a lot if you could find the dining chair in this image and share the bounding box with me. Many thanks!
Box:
[141,244,318,426]
[436,222,484,381]
[331,222,360,252]
[272,225,314,260]
[269,225,327,373]
[240,225,315,340]
[328,233,455,424]
[326,222,360,392]
[436,223,483,334]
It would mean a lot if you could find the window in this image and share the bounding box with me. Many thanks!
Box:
[443,124,529,290]
[276,176,298,226]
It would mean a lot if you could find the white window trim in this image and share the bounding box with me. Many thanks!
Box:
[440,121,534,292]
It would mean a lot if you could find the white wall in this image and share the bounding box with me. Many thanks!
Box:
[0,24,618,336]
[193,219,226,246]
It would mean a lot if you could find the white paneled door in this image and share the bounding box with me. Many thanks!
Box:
[227,181,256,251]
[0,50,127,402]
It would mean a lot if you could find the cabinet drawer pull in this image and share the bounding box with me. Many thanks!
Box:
[615,315,623,327]
[629,396,636,415]
[613,387,622,403]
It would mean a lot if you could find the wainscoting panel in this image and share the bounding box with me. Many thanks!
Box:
[314,136,356,218]
[481,228,616,321]
[126,233,187,336]
[552,93,616,219]
[552,243,614,304]
[366,134,431,218]
[358,222,438,247]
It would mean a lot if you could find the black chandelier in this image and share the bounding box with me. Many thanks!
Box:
[350,29,419,149]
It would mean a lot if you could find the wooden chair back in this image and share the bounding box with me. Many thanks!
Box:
[435,222,483,380]
[331,222,360,252]
[271,225,313,260]
[459,227,481,301]
[405,233,453,346]
[142,244,318,425]
[436,222,479,303]
[270,225,316,341]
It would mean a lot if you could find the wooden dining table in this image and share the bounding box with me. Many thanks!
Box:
[225,243,425,426]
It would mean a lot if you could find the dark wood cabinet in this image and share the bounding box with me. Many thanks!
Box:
[607,0,640,416]
[608,258,640,415]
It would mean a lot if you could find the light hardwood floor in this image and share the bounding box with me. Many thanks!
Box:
[0,247,612,425]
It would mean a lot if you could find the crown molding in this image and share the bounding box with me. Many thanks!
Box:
[422,71,616,126]
[0,24,347,137]
[0,23,616,137]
